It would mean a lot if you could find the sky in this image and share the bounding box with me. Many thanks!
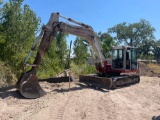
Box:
[3,0,160,42]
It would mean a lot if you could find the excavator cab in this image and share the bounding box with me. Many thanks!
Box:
[80,45,140,89]
[112,46,138,71]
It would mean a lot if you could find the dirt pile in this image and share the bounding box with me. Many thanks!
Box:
[138,62,160,77]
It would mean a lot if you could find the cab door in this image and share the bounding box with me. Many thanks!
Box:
[131,48,138,70]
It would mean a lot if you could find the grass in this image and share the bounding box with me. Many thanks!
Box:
[70,62,97,79]
[146,63,160,73]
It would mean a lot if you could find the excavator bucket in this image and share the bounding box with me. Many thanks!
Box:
[17,73,46,99]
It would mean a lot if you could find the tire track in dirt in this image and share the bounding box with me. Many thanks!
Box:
[132,79,160,112]
[97,93,118,120]
[96,76,160,120]
[55,94,74,120]
[14,97,48,120]
[108,91,137,120]
[60,88,109,120]
[127,77,160,109]
[108,77,160,120]
[14,82,75,120]
[28,90,76,120]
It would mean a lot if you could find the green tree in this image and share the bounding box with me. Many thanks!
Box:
[0,0,3,15]
[108,19,155,47]
[37,32,69,78]
[55,32,68,69]
[152,39,160,63]
[0,0,40,60]
[37,40,61,78]
[0,0,6,60]
[137,39,154,58]
[99,32,116,58]
[73,37,89,65]
[0,0,41,76]
[0,0,3,4]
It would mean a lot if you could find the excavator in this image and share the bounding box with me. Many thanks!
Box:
[17,12,140,99]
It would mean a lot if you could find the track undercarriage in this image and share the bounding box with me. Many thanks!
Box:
[79,74,140,89]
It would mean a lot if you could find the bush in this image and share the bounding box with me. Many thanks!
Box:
[0,61,17,87]
[70,62,97,78]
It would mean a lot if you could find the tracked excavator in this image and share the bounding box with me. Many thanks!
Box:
[17,12,140,99]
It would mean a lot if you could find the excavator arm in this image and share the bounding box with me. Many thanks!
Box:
[17,12,105,98]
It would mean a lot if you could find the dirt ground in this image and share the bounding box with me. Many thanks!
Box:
[0,76,160,120]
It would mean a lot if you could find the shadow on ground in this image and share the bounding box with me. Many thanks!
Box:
[0,89,24,99]
[152,115,160,120]
[53,82,110,93]
[0,76,111,99]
